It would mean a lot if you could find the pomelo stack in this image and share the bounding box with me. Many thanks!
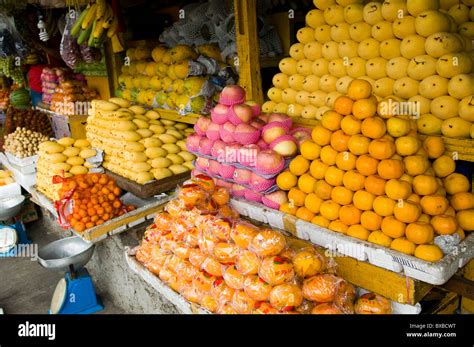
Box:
[264,0,474,139]
[276,79,474,263]
[187,85,304,208]
[135,174,392,314]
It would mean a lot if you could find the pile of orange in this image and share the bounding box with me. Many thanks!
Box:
[277,79,474,263]
[59,173,135,232]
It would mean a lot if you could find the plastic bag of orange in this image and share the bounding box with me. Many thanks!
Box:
[53,173,135,233]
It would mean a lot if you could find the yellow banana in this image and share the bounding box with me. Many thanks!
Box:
[102,4,114,29]
[92,16,106,38]
[81,3,97,30]
[107,16,118,38]
[96,0,106,19]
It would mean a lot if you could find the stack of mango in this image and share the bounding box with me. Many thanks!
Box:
[264,0,474,139]
[36,137,97,200]
[117,44,235,114]
[86,97,195,184]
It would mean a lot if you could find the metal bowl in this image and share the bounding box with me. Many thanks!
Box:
[37,236,95,273]
[0,195,25,221]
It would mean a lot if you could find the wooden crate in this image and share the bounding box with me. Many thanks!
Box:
[36,103,88,139]
[155,108,199,125]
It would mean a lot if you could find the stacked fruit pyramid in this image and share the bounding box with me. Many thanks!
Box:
[135,174,393,314]
[263,0,474,139]
[117,44,234,114]
[86,97,195,184]
[186,85,305,208]
[36,137,97,200]
[276,79,474,262]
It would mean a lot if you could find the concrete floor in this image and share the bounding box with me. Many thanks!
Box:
[0,213,125,314]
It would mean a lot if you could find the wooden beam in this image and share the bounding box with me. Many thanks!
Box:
[234,0,264,104]
[461,259,474,313]
[439,274,474,301]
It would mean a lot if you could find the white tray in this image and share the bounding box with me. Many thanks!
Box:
[230,198,474,285]
[5,152,38,168]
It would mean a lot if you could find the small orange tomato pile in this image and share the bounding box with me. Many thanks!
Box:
[277,79,474,263]
[59,173,135,232]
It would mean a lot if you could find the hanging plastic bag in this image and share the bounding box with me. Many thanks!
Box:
[0,13,28,58]
[60,10,81,68]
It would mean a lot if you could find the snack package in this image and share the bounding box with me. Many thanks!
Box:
[250,229,287,257]
[354,293,392,314]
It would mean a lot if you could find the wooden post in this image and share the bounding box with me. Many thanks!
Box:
[461,260,474,313]
[234,0,264,104]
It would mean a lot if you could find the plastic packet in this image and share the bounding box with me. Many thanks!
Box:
[292,247,326,278]
[258,255,295,286]
[230,221,259,249]
[222,264,245,290]
[60,11,80,68]
[268,283,304,311]
[333,280,357,314]
[243,275,272,301]
[235,249,260,275]
[250,229,287,257]
[0,13,28,57]
[196,55,220,75]
[231,290,256,314]
[354,292,392,314]
[201,256,223,277]
[79,45,102,64]
[213,242,239,264]
[302,274,342,303]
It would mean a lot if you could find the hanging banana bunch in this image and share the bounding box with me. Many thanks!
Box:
[71,0,119,48]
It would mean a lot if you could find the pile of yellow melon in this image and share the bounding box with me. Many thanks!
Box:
[117,44,225,113]
[263,0,474,139]
[86,97,195,184]
[276,79,473,262]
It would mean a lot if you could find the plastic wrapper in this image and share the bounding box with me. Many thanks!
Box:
[258,255,295,286]
[243,275,272,301]
[250,229,287,257]
[210,278,235,305]
[302,274,342,303]
[192,271,216,293]
[177,183,209,209]
[230,221,259,249]
[197,55,220,75]
[60,12,81,68]
[217,303,238,314]
[201,256,223,277]
[159,233,177,252]
[135,240,154,265]
[153,212,173,233]
[223,265,245,290]
[164,254,184,274]
[269,283,304,311]
[80,45,102,64]
[171,219,188,242]
[292,248,325,278]
[173,242,192,260]
[231,290,256,314]
[0,14,28,57]
[200,295,218,313]
[333,280,357,314]
[253,302,279,314]
[354,293,392,314]
[235,250,260,275]
[158,266,175,284]
[311,303,343,314]
[189,248,207,268]
[213,242,239,264]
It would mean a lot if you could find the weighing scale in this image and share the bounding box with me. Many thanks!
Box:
[0,195,30,257]
[37,236,104,314]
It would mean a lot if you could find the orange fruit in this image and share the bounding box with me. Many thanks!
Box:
[314,180,333,200]
[320,145,338,165]
[356,155,379,176]
[305,193,323,214]
[312,215,330,228]
[343,170,366,191]
[331,186,354,205]
[320,201,341,221]
[377,159,404,179]
[432,156,455,178]
[456,228,465,240]
[361,117,386,139]
[324,166,344,186]
[346,224,370,240]
[406,222,434,244]
[449,192,474,211]
[381,216,406,238]
[298,174,317,194]
[360,211,382,231]
[414,244,443,262]
[395,136,420,156]
[288,188,307,207]
[352,98,377,120]
[420,195,449,216]
[280,202,298,215]
[422,136,445,159]
[364,175,387,196]
[418,214,430,223]
[373,196,396,216]
[334,96,353,115]
[347,79,372,100]
[328,220,348,233]
[310,160,329,179]
[312,125,332,146]
[368,231,393,247]
[412,175,439,196]
[340,115,361,136]
[348,134,370,155]
[457,209,474,231]
[390,238,416,255]
[403,155,430,176]
[444,173,470,195]
[353,190,375,211]
[339,205,362,226]
[277,171,298,191]
[321,111,343,131]
[289,155,310,176]
[431,215,457,235]
[445,206,456,216]
[368,138,396,160]
[384,179,412,200]
[330,130,350,152]
[394,200,421,223]
[335,151,357,171]
[296,207,315,222]
[300,141,321,160]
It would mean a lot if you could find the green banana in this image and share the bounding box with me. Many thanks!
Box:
[71,6,89,37]
[81,3,97,30]
[77,25,93,45]
[88,19,97,46]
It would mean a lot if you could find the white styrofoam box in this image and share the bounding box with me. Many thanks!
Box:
[0,182,21,198]
[357,288,421,314]
[5,152,38,167]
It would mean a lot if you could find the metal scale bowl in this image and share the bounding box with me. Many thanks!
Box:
[37,236,103,314]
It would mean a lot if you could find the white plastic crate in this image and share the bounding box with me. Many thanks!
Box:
[5,152,38,170]
[230,198,474,285]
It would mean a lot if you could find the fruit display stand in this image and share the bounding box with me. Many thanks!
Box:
[35,102,88,140]
[418,134,474,163]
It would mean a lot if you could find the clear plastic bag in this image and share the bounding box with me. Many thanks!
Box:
[0,13,28,58]
[60,11,80,68]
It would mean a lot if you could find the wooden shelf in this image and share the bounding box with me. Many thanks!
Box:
[155,108,200,125]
